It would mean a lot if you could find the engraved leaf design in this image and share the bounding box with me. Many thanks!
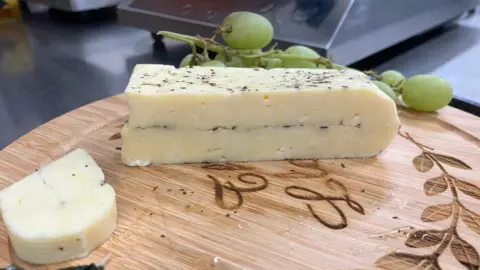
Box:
[413,154,434,173]
[455,179,480,201]
[431,153,472,170]
[109,132,121,140]
[421,204,452,222]
[424,176,448,196]
[450,234,480,270]
[461,208,480,235]
[376,253,436,270]
[405,230,445,248]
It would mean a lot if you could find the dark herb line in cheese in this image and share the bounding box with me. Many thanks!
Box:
[134,122,363,131]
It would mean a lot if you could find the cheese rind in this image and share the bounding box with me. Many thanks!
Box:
[121,65,400,165]
[0,149,117,264]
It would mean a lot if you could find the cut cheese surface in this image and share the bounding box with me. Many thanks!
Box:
[0,149,117,264]
[122,64,401,165]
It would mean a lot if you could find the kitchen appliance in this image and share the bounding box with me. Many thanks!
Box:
[21,0,123,12]
[117,0,479,65]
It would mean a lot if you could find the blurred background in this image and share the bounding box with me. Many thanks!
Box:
[0,0,479,148]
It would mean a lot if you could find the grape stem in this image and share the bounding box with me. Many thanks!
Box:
[187,41,198,67]
[364,70,381,80]
[158,31,334,67]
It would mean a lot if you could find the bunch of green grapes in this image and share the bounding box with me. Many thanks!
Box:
[370,70,452,112]
[162,11,453,112]
[175,11,328,69]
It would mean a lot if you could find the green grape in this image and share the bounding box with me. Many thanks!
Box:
[222,12,274,50]
[214,53,245,67]
[180,54,194,68]
[260,58,282,69]
[201,60,226,67]
[373,81,396,101]
[402,74,453,112]
[380,70,405,96]
[243,58,260,68]
[180,54,204,67]
[282,45,319,69]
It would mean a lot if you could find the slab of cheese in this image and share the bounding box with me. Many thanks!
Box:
[122,64,400,165]
[0,149,117,264]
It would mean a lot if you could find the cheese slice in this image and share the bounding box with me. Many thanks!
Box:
[0,149,117,264]
[122,64,400,165]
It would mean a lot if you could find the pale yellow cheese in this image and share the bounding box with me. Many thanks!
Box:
[0,149,117,264]
[121,64,400,165]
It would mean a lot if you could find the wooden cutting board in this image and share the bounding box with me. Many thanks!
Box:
[0,95,479,270]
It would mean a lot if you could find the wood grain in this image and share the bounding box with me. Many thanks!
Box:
[0,95,479,270]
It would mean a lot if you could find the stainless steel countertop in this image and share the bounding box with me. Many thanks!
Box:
[0,11,190,149]
[0,10,478,149]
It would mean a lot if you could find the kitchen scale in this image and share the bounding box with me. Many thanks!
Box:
[117,0,479,65]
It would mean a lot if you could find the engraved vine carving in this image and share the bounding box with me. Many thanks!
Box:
[109,132,121,140]
[376,132,479,270]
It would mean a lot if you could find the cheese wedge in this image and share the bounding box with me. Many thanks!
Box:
[0,149,117,264]
[122,64,400,165]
